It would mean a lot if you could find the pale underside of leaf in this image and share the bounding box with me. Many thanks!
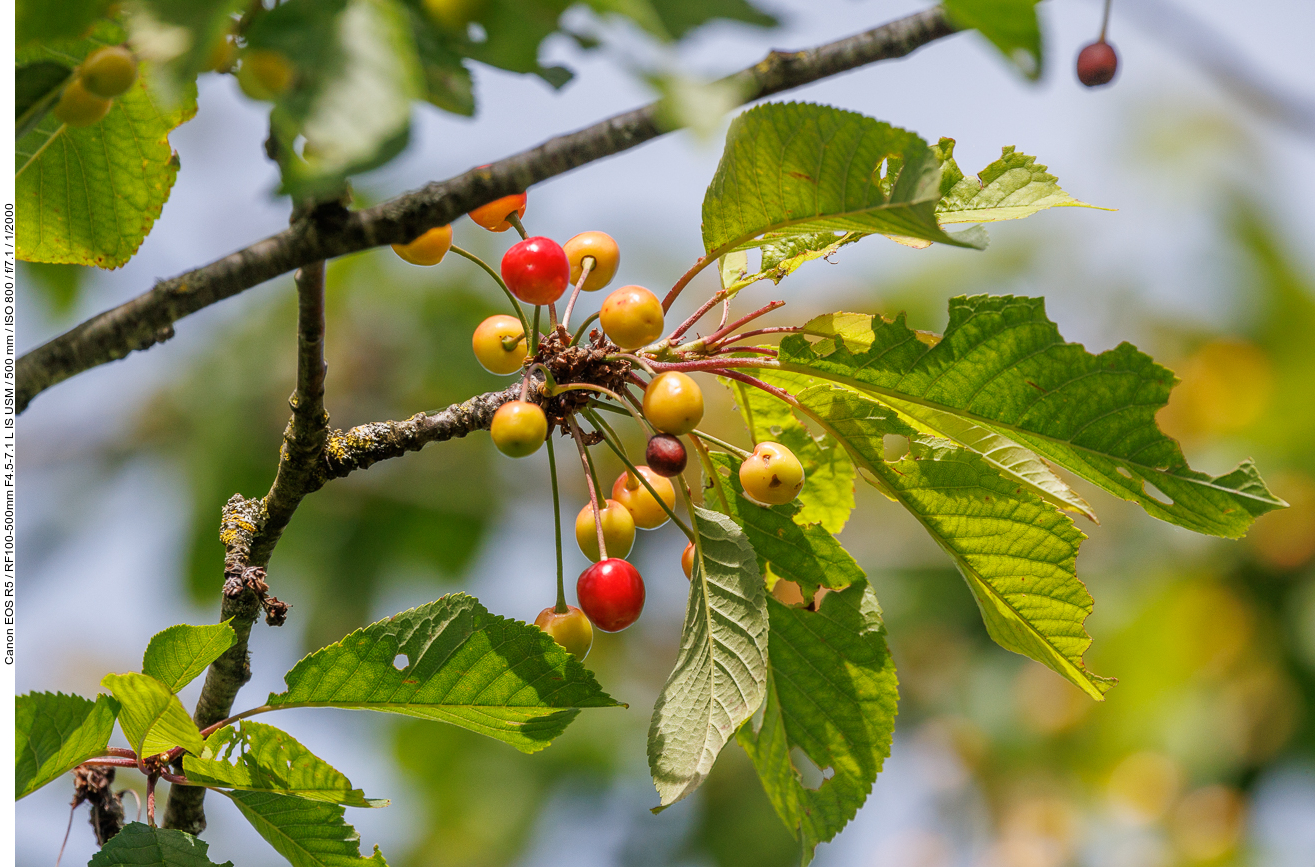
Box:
[648,507,768,807]
[936,145,1107,225]
[792,385,1114,699]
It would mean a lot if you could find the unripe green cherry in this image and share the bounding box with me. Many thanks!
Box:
[574,498,636,562]
[563,232,619,292]
[392,225,453,266]
[600,285,663,351]
[611,466,676,530]
[490,401,547,458]
[739,442,805,505]
[471,315,528,375]
[681,542,695,580]
[642,372,703,436]
[535,605,593,661]
[80,46,138,98]
[53,78,111,127]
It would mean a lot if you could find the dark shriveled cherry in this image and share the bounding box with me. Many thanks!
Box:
[1076,41,1118,87]
[645,434,687,477]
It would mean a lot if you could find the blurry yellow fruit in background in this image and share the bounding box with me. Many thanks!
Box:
[1106,752,1181,823]
[1171,785,1244,861]
[1158,339,1273,441]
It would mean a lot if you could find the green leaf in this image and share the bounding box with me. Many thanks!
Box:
[250,0,424,199]
[88,823,233,867]
[737,582,898,866]
[700,102,983,259]
[406,9,475,115]
[16,21,197,268]
[125,0,245,99]
[183,721,387,807]
[221,791,387,867]
[648,507,768,807]
[16,61,74,140]
[779,296,1286,538]
[727,370,856,533]
[753,231,865,285]
[935,141,1105,225]
[101,673,206,757]
[792,385,1115,699]
[16,0,116,48]
[704,451,863,600]
[592,0,776,41]
[142,622,236,693]
[265,593,620,754]
[15,692,119,799]
[942,0,1042,79]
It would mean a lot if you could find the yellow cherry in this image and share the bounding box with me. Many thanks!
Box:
[490,401,547,458]
[642,372,704,436]
[611,466,676,530]
[52,79,111,127]
[392,225,453,266]
[471,315,528,375]
[535,606,593,661]
[563,232,620,292]
[739,442,805,505]
[574,498,636,562]
[600,285,663,351]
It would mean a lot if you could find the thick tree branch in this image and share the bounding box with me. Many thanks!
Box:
[15,6,959,413]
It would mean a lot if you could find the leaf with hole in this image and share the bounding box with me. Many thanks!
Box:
[779,295,1286,538]
[142,622,236,693]
[648,507,768,807]
[737,582,898,866]
[265,593,620,753]
[15,692,119,799]
[935,140,1106,225]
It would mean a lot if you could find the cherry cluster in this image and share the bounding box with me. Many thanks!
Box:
[51,45,138,127]
[390,192,808,662]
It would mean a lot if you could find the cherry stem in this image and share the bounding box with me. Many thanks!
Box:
[605,352,656,375]
[450,245,530,338]
[568,416,608,563]
[718,369,801,409]
[105,746,137,759]
[584,410,696,541]
[717,297,731,331]
[673,477,706,575]
[668,290,727,342]
[661,255,714,313]
[552,383,649,432]
[57,801,75,867]
[562,258,594,329]
[648,357,777,374]
[1100,0,1113,41]
[690,429,752,460]
[147,774,158,826]
[80,757,139,768]
[688,434,732,514]
[715,326,801,346]
[530,305,543,354]
[548,302,559,330]
[545,435,567,613]
[507,213,529,241]
[704,300,785,348]
[570,312,599,346]
[713,346,777,357]
[618,386,656,435]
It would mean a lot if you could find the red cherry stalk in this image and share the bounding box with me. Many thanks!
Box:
[561,257,594,329]
[567,416,609,563]
[702,300,785,348]
[582,409,695,541]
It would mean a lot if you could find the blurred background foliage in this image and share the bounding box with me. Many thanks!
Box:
[17,32,1315,867]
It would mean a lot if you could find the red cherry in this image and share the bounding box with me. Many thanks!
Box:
[576,558,645,632]
[1076,41,1118,87]
[501,237,569,305]
[645,434,687,477]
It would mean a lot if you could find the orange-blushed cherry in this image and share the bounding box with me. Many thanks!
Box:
[642,372,703,436]
[80,46,138,98]
[577,559,645,632]
[469,193,527,232]
[535,605,594,661]
[392,225,453,266]
[574,498,636,562]
[501,236,570,305]
[53,79,111,127]
[490,401,547,458]
[238,49,295,100]
[1076,41,1118,87]
[600,285,663,351]
[563,232,620,292]
[611,466,676,530]
[645,434,687,478]
[681,542,695,580]
[739,441,805,505]
[471,315,527,375]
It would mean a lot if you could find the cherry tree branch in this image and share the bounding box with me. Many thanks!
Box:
[15,6,959,413]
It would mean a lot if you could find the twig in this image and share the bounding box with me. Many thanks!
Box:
[16,7,960,412]
[668,289,726,342]
[704,301,785,348]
